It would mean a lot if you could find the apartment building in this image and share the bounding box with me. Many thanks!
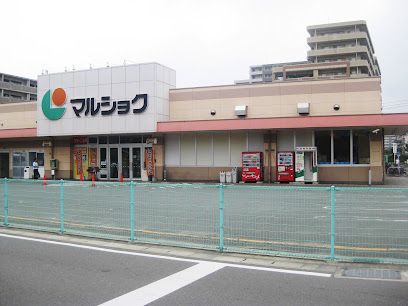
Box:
[0,73,37,103]
[236,20,380,84]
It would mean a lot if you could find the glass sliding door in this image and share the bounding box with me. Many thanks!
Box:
[109,147,119,179]
[121,147,130,179]
[12,152,27,178]
[131,147,141,179]
[99,147,108,179]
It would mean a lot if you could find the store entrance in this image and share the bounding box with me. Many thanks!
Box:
[0,153,9,178]
[121,147,142,180]
[99,145,142,180]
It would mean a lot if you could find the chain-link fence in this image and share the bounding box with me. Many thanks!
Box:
[1,178,407,264]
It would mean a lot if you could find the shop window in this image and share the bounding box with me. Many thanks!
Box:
[315,131,331,164]
[29,152,44,167]
[29,152,37,166]
[333,130,350,164]
[37,153,44,166]
[109,136,119,144]
[89,137,98,144]
[99,136,107,144]
[120,136,142,143]
[353,130,370,164]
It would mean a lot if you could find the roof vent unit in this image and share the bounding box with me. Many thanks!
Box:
[235,105,248,117]
[297,102,310,115]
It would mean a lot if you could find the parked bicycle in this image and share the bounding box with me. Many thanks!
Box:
[387,166,408,176]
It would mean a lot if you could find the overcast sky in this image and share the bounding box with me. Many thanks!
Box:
[2,0,407,111]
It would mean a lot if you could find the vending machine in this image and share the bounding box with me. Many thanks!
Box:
[277,151,295,182]
[242,152,264,182]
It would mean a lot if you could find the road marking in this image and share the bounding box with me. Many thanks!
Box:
[99,262,225,306]
[0,233,330,278]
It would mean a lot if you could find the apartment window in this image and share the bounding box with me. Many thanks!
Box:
[315,131,331,164]
[334,130,350,164]
[353,130,370,164]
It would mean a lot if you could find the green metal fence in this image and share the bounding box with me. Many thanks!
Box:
[1,178,408,264]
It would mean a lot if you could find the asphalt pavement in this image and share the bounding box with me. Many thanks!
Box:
[1,231,407,306]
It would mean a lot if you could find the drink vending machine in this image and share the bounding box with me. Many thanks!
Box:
[242,152,264,182]
[277,151,295,182]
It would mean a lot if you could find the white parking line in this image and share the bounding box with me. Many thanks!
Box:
[100,262,225,306]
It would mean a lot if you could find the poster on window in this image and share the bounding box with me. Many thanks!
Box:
[144,147,155,177]
[89,148,97,166]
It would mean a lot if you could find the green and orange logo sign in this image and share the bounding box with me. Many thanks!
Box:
[41,88,66,120]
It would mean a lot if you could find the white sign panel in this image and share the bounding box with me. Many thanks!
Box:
[37,63,176,136]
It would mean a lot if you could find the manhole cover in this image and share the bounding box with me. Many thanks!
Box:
[343,268,400,280]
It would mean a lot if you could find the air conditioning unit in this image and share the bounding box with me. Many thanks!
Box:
[42,141,52,147]
[235,105,248,117]
[297,103,310,115]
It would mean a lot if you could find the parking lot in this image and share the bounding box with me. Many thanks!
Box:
[1,179,408,263]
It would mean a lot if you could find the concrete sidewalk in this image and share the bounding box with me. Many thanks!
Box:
[1,227,407,281]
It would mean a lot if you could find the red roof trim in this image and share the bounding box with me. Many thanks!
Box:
[0,128,37,139]
[157,113,408,132]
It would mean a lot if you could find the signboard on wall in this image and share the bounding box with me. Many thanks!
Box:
[37,63,176,137]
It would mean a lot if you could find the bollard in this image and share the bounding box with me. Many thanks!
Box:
[91,174,96,187]
[80,172,84,182]
[120,174,124,183]
[42,175,47,186]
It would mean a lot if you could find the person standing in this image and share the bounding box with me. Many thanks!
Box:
[33,158,40,179]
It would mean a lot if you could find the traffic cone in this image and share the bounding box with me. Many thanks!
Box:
[91,174,96,187]
[42,175,47,186]
[80,172,84,181]
[120,174,124,183]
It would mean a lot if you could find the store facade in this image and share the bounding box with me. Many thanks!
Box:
[158,77,407,184]
[1,63,408,184]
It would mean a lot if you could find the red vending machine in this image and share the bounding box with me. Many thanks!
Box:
[277,151,295,182]
[242,152,264,182]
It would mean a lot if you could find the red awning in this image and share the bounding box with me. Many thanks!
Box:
[0,128,37,139]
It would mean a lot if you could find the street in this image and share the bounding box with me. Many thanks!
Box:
[1,233,407,306]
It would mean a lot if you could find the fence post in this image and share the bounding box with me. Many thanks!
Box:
[219,183,224,252]
[3,178,8,226]
[130,181,135,242]
[59,179,65,234]
[330,185,336,261]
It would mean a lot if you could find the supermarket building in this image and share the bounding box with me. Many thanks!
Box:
[0,62,408,184]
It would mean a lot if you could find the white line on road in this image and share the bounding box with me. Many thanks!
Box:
[0,233,331,278]
[99,262,225,306]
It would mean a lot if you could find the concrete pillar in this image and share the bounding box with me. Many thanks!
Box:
[153,137,164,181]
[263,133,277,183]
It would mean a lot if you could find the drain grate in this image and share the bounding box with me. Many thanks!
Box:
[342,268,401,280]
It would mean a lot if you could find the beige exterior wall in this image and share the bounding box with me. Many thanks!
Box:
[0,102,36,130]
[44,140,72,179]
[0,138,72,179]
[169,77,381,121]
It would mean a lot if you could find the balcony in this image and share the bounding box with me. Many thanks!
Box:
[0,81,37,94]
[307,45,369,58]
